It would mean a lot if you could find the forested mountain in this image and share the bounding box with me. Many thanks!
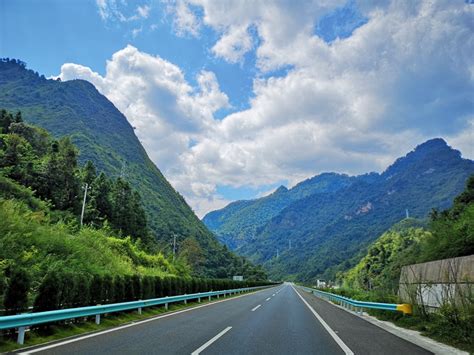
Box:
[0,59,262,278]
[203,173,357,250]
[204,139,474,281]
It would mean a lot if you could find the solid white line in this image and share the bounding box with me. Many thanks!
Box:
[291,285,354,355]
[251,305,261,312]
[191,326,232,355]
[265,297,271,301]
[19,288,272,354]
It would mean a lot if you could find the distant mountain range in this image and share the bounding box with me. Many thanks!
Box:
[203,138,474,281]
[0,59,254,278]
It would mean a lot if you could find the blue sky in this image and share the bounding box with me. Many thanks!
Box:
[1,0,473,216]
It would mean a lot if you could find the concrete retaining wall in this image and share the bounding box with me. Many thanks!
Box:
[399,255,474,308]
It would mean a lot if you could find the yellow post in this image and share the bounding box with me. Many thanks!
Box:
[396,304,412,315]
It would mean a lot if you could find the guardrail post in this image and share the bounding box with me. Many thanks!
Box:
[184,295,187,305]
[198,297,201,303]
[217,294,220,299]
[96,304,101,324]
[165,302,168,310]
[17,326,25,345]
[138,300,142,315]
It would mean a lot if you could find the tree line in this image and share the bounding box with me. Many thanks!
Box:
[3,269,275,315]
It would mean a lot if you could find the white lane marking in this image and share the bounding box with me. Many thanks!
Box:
[265,297,271,301]
[291,285,354,355]
[19,289,273,354]
[191,326,232,355]
[251,305,261,312]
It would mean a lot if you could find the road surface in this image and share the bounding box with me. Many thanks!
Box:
[19,284,431,355]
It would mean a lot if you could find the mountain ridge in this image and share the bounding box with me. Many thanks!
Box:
[0,58,260,278]
[203,138,474,281]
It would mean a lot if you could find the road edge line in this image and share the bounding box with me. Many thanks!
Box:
[291,285,354,355]
[297,287,467,355]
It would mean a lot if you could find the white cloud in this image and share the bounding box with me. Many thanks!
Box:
[137,5,151,19]
[63,0,473,217]
[211,25,253,63]
[96,0,152,23]
[168,0,201,37]
[131,27,143,38]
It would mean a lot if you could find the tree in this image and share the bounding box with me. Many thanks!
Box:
[40,138,81,212]
[0,109,13,133]
[114,276,125,303]
[4,268,30,315]
[81,160,97,185]
[34,271,61,311]
[0,134,35,183]
[85,172,113,227]
[179,238,205,273]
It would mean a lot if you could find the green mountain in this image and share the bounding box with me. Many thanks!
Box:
[0,59,261,278]
[203,138,474,281]
[203,173,358,250]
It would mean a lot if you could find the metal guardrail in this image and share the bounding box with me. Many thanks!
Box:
[0,285,270,344]
[298,286,412,315]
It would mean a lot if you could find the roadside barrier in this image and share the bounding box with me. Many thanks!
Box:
[0,285,271,344]
[298,286,412,315]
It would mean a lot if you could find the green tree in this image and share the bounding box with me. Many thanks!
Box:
[4,268,30,315]
[34,272,61,311]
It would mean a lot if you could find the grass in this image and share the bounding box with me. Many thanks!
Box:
[0,291,254,353]
[370,310,474,354]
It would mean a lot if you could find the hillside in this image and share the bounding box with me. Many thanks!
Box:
[203,173,357,250]
[204,139,474,281]
[0,59,256,278]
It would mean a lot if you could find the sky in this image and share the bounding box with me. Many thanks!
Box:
[1,0,473,217]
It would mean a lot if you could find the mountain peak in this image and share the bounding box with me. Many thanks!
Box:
[383,138,461,177]
[274,185,288,194]
[414,138,449,152]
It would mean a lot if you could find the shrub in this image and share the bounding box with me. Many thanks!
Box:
[4,268,30,315]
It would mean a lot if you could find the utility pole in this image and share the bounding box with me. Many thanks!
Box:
[80,183,89,227]
[173,234,177,262]
[406,209,410,219]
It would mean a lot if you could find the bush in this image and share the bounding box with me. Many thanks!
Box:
[142,276,154,299]
[34,271,61,311]
[113,275,125,303]
[154,277,163,298]
[103,275,114,303]
[89,275,104,305]
[4,268,30,315]
[132,275,142,300]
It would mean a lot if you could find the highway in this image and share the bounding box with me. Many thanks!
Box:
[19,284,431,355]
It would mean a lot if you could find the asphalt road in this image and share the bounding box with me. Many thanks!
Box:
[18,284,432,355]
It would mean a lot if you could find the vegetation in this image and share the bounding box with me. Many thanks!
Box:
[336,176,474,352]
[204,139,474,282]
[0,108,270,318]
[0,58,262,277]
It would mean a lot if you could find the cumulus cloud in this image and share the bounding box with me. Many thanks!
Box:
[64,0,473,217]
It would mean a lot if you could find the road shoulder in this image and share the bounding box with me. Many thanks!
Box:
[295,287,433,355]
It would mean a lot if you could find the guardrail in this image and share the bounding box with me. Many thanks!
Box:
[0,285,270,344]
[298,286,412,315]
